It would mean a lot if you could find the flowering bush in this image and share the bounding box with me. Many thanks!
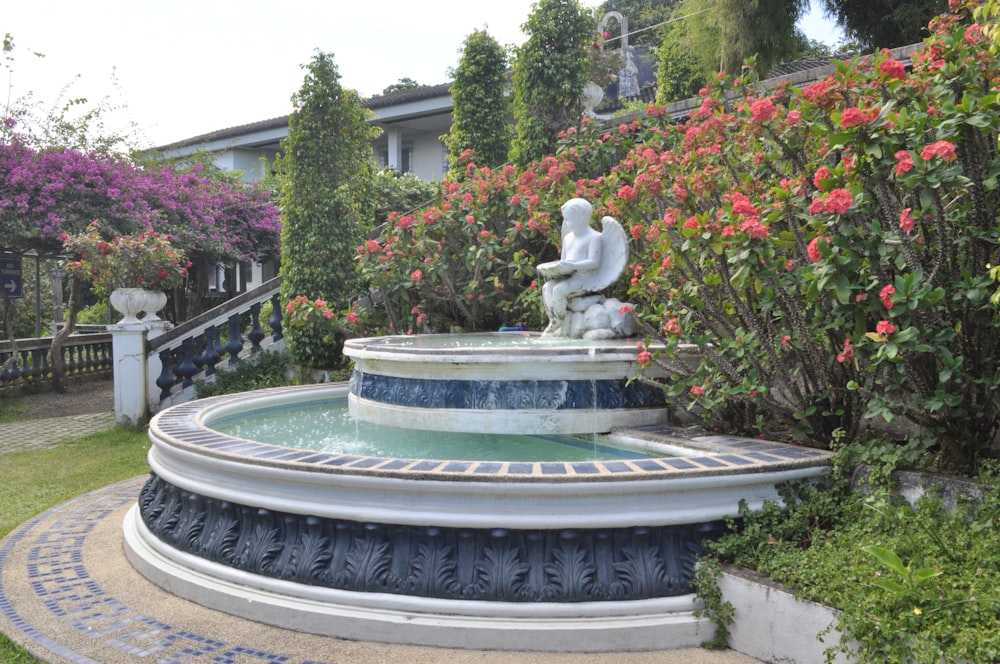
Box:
[354,3,1000,471]
[62,221,189,290]
[283,295,365,367]
[607,3,1000,469]
[354,115,658,336]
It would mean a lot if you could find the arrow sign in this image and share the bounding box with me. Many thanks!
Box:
[0,257,23,299]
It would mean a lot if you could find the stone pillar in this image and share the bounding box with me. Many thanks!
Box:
[386,127,403,172]
[109,320,172,427]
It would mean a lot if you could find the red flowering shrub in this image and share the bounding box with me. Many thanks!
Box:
[356,2,1000,470]
[611,3,1000,467]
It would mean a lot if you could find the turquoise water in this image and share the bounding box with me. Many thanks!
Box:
[209,399,656,462]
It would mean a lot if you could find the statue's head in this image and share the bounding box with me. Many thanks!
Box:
[560,198,593,229]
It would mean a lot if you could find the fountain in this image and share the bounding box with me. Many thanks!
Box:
[123,200,832,651]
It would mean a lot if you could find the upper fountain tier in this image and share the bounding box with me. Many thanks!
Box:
[343,332,674,435]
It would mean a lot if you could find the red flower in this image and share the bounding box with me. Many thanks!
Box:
[809,198,825,216]
[836,338,855,364]
[920,140,957,162]
[880,284,896,309]
[346,311,360,324]
[740,217,769,239]
[875,320,896,335]
[690,385,705,396]
[749,98,776,122]
[781,335,791,348]
[730,192,757,217]
[879,58,907,80]
[785,110,802,125]
[807,236,829,263]
[894,150,914,176]
[899,207,915,233]
[840,107,868,128]
[813,166,831,191]
[824,188,854,215]
[637,350,652,364]
[664,318,681,335]
[410,269,424,282]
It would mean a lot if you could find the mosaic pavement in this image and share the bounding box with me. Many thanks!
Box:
[0,477,764,664]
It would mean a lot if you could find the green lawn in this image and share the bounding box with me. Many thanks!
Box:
[0,425,150,662]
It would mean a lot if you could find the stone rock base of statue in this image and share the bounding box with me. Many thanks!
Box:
[559,294,638,339]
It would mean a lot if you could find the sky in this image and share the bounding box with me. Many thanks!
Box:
[4,1,844,149]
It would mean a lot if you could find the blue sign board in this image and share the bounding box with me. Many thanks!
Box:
[1,257,23,299]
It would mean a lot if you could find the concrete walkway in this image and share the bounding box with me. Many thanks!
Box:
[0,409,765,664]
[0,411,116,455]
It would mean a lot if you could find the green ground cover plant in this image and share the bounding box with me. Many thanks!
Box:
[194,349,297,398]
[701,462,1000,662]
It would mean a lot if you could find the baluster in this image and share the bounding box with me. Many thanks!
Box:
[78,342,91,372]
[268,293,283,341]
[247,303,265,352]
[226,313,245,366]
[63,345,78,375]
[100,341,112,370]
[21,350,37,379]
[156,349,177,400]
[5,353,20,384]
[201,325,221,377]
[0,351,13,384]
[175,338,200,388]
[213,324,226,365]
[36,348,50,380]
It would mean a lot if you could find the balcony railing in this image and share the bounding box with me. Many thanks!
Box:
[0,332,112,390]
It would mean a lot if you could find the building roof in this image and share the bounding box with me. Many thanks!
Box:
[155,82,453,152]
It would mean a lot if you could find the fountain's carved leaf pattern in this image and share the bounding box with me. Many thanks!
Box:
[477,543,530,600]
[409,537,459,597]
[236,509,284,574]
[614,543,667,598]
[138,475,726,603]
[288,516,332,583]
[335,525,393,591]
[351,371,665,411]
[543,536,597,600]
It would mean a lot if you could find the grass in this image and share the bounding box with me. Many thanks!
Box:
[0,424,150,662]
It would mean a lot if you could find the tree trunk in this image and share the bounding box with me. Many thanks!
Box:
[49,275,81,393]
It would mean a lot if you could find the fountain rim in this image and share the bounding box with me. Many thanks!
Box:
[342,331,682,362]
[149,383,833,485]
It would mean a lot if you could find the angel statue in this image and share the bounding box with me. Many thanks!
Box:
[537,198,636,339]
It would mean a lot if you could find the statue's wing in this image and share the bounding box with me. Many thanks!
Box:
[590,216,629,292]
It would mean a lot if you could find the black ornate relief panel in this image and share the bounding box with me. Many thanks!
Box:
[139,474,724,603]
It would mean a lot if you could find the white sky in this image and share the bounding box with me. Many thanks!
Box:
[3,1,842,148]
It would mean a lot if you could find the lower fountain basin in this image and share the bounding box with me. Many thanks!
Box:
[125,383,833,651]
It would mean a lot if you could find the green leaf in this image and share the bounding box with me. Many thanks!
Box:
[872,578,906,595]
[863,545,906,575]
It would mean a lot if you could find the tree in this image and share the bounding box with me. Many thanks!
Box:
[655,0,813,104]
[444,29,511,178]
[715,0,809,74]
[277,51,379,368]
[509,0,594,168]
[381,78,422,95]
[821,0,946,50]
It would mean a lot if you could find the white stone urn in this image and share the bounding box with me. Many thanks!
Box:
[110,287,166,324]
[140,290,169,322]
